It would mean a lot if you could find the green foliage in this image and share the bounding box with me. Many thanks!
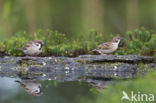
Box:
[0,27,155,57]
[0,30,107,56]
[93,70,156,103]
[116,27,156,56]
[0,35,28,56]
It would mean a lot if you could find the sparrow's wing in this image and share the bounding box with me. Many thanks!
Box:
[22,41,33,50]
[96,42,113,50]
[15,80,27,89]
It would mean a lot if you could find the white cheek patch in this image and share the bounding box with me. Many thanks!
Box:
[33,43,41,49]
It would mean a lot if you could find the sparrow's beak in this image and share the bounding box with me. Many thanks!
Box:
[42,42,45,45]
[119,37,124,47]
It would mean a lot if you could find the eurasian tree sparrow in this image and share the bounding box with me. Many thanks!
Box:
[91,36,122,55]
[15,80,43,96]
[19,40,44,56]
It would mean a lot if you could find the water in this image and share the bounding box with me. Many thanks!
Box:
[0,56,154,103]
[0,77,98,103]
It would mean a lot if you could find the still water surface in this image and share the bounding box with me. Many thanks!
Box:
[0,77,98,103]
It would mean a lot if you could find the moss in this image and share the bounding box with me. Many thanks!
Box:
[116,27,156,56]
[0,27,155,57]
[0,60,16,64]
[19,72,43,79]
[18,59,45,67]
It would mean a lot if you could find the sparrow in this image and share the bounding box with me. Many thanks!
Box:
[91,36,122,55]
[15,80,43,96]
[19,40,44,56]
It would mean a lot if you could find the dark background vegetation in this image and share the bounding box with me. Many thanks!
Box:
[0,0,156,37]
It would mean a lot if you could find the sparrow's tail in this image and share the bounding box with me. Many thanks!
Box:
[17,48,23,51]
[92,49,98,52]
[88,49,97,53]
[15,80,22,84]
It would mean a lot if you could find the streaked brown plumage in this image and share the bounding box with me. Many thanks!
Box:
[19,40,44,56]
[15,80,43,96]
[91,36,122,55]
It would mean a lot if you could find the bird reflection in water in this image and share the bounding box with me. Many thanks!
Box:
[15,80,43,96]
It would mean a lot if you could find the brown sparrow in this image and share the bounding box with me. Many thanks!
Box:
[91,36,122,55]
[19,40,44,56]
[15,80,43,96]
